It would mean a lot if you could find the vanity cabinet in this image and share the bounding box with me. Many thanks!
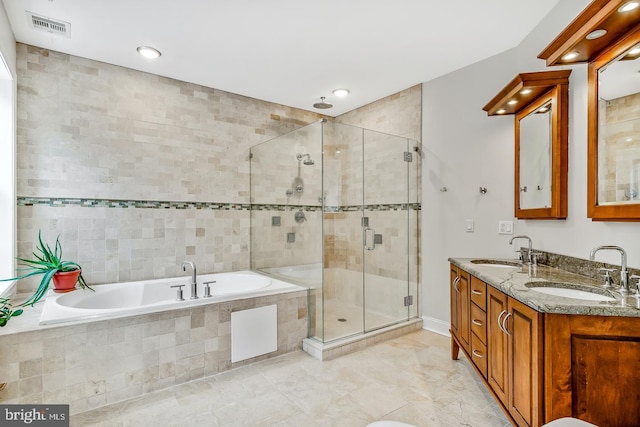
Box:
[451,262,640,426]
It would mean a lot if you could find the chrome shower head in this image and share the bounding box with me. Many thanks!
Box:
[313,96,333,109]
[296,153,315,165]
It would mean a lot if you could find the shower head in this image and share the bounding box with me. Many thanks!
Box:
[313,97,333,109]
[296,153,315,165]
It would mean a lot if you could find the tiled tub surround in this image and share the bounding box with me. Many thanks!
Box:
[449,257,640,317]
[0,283,307,415]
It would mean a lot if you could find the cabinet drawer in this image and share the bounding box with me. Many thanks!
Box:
[471,333,488,379]
[470,303,487,344]
[470,276,487,310]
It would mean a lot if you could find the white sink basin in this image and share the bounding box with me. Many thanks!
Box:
[526,283,616,302]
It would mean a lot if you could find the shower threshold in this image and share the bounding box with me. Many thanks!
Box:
[302,318,423,361]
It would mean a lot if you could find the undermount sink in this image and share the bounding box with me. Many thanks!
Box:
[525,282,617,302]
[470,259,521,269]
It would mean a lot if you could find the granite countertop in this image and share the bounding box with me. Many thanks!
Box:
[449,257,640,318]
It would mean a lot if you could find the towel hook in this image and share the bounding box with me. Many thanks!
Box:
[479,187,488,194]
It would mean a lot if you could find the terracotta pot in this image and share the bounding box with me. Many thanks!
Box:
[52,270,80,293]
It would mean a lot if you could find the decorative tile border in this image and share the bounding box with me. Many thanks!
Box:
[17,197,421,212]
[17,197,251,211]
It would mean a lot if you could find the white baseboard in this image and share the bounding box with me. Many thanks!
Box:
[421,315,450,337]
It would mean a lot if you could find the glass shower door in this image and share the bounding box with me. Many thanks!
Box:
[362,129,413,332]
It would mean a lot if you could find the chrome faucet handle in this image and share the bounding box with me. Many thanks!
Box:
[170,284,185,301]
[598,268,616,289]
[629,275,640,297]
[202,280,215,298]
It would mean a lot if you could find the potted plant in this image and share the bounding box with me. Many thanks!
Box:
[1,231,93,307]
[0,297,22,327]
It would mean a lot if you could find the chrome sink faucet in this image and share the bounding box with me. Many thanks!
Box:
[509,235,533,264]
[182,261,198,299]
[589,246,629,295]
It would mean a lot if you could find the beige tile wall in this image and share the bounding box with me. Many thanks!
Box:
[15,43,323,292]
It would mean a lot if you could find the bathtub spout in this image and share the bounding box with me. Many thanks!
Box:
[182,261,198,299]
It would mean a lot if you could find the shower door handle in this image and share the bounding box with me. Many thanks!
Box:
[363,227,376,251]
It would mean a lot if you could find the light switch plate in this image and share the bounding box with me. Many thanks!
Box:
[498,220,513,235]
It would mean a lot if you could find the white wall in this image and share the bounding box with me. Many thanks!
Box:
[0,2,16,292]
[419,0,640,327]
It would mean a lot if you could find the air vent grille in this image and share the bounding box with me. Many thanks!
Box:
[27,12,70,38]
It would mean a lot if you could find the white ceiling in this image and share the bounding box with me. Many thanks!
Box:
[2,0,559,116]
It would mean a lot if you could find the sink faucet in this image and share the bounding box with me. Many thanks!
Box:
[182,261,198,299]
[509,235,533,264]
[589,246,629,295]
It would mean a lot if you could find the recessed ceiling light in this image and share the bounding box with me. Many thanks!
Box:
[562,51,579,61]
[618,1,639,12]
[586,29,607,40]
[332,88,350,97]
[507,100,517,105]
[496,109,507,114]
[520,89,532,95]
[137,46,161,59]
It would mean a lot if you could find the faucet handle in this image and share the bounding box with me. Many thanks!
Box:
[515,249,525,263]
[598,268,616,289]
[170,284,185,301]
[629,275,640,297]
[203,280,215,298]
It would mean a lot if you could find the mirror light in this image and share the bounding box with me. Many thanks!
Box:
[137,46,161,59]
[520,89,532,95]
[562,51,579,61]
[332,88,350,97]
[496,109,507,114]
[586,29,607,40]
[508,100,518,105]
[618,1,639,12]
[628,46,640,56]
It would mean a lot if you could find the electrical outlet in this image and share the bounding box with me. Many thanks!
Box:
[465,219,474,232]
[498,220,513,235]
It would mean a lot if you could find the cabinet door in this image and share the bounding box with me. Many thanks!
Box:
[450,264,460,339]
[487,286,509,406]
[506,297,543,427]
[450,265,470,353]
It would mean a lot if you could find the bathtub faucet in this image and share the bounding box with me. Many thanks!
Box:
[182,261,198,299]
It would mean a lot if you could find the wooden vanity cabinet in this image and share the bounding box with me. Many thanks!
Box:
[452,263,640,426]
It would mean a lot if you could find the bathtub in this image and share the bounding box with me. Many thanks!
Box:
[39,270,303,325]
[258,263,322,287]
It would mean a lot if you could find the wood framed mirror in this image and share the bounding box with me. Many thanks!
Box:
[483,71,570,219]
[539,0,640,220]
[588,26,640,220]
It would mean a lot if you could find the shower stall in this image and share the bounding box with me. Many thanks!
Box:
[250,120,420,343]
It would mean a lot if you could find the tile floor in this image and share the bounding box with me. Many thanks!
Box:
[70,330,510,426]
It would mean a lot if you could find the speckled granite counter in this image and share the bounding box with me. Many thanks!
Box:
[449,257,640,317]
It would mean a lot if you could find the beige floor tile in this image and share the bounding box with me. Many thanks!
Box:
[71,330,509,427]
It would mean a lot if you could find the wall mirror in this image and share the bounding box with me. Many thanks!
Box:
[588,26,640,220]
[483,71,570,219]
[538,0,640,220]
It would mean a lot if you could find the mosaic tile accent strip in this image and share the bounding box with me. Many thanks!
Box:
[17,198,421,213]
[17,197,251,211]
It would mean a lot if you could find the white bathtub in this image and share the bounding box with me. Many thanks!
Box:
[258,263,322,287]
[40,270,303,325]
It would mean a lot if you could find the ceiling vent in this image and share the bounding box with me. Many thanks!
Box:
[26,12,71,38]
